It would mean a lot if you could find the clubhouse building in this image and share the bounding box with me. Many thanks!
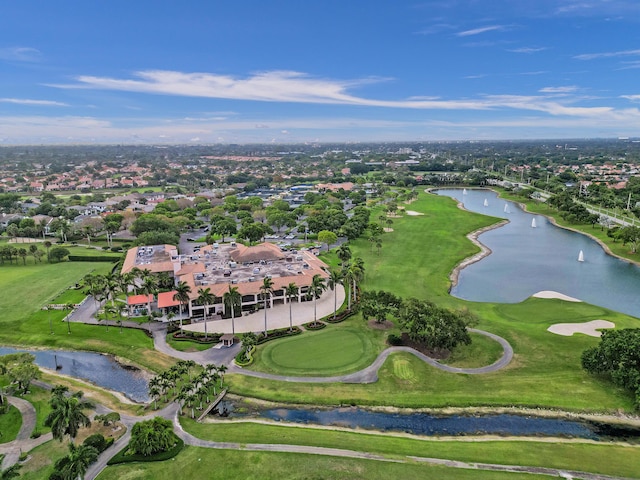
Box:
[121,242,330,320]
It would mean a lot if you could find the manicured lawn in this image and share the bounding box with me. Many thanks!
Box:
[440,330,504,368]
[251,322,386,376]
[98,444,552,480]
[0,405,22,443]
[181,419,640,479]
[0,261,175,373]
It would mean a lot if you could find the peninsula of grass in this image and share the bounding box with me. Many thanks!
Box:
[181,419,640,479]
[251,321,387,376]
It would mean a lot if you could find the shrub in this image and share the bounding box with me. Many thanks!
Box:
[110,246,123,252]
[108,437,184,465]
[387,334,403,346]
[83,433,113,453]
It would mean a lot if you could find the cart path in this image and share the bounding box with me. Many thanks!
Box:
[226,328,513,383]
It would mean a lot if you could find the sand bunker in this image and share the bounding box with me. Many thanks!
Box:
[405,210,424,216]
[547,320,615,337]
[383,227,394,232]
[532,291,581,302]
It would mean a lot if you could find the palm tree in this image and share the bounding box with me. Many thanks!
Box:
[259,277,274,337]
[223,285,241,337]
[43,240,52,262]
[149,385,161,410]
[217,364,227,388]
[173,281,192,335]
[327,269,343,319]
[58,442,98,480]
[44,390,92,443]
[197,287,215,340]
[285,282,298,332]
[308,274,327,325]
[139,273,158,322]
[336,244,351,265]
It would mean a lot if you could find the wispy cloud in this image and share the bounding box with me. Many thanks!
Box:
[621,95,640,102]
[0,98,67,106]
[574,48,640,60]
[456,25,505,37]
[51,69,632,121]
[415,23,457,35]
[508,47,547,54]
[0,46,42,62]
[539,86,578,93]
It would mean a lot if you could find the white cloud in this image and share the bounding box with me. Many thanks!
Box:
[0,46,42,62]
[456,25,505,37]
[508,47,547,54]
[539,86,579,93]
[0,98,67,106]
[621,95,640,102]
[574,48,640,60]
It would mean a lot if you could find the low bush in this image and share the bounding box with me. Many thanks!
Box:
[172,332,221,344]
[387,333,403,346]
[256,326,302,344]
[107,437,184,465]
[235,345,255,366]
[68,255,119,262]
[304,321,326,330]
[83,433,114,453]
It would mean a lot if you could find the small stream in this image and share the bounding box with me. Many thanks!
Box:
[0,346,150,402]
[225,404,640,440]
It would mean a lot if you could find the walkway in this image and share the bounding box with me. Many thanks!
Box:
[0,396,52,469]
[226,328,513,383]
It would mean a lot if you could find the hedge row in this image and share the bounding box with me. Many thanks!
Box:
[235,345,255,366]
[107,437,184,465]
[303,321,326,330]
[172,332,222,344]
[68,255,120,262]
[256,326,302,344]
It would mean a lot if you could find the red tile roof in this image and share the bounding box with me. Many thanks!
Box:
[157,291,180,308]
[127,294,154,305]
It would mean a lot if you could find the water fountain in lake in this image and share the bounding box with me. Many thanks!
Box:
[578,250,585,262]
[504,204,510,213]
[463,188,467,195]
[483,199,488,207]
[531,218,537,228]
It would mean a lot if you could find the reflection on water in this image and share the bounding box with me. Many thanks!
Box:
[0,347,149,402]
[437,189,640,317]
[229,406,636,439]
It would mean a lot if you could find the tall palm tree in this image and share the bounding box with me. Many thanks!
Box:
[327,269,343,319]
[260,277,274,337]
[173,281,192,335]
[197,287,215,340]
[58,442,98,480]
[44,390,92,443]
[223,285,241,337]
[140,273,158,322]
[308,274,327,325]
[336,244,351,266]
[285,282,298,332]
[43,240,52,262]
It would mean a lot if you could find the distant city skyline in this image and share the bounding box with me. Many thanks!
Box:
[2,0,640,144]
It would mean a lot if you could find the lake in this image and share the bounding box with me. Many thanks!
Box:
[0,346,150,402]
[436,189,640,318]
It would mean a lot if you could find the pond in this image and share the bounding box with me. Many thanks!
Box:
[436,188,640,318]
[0,346,150,403]
[225,404,640,440]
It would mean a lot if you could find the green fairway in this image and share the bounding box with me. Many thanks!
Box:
[181,419,640,479]
[98,444,556,480]
[253,325,383,375]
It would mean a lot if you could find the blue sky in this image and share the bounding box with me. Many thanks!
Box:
[1,0,640,144]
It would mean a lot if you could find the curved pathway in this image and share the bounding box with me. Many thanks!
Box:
[226,328,513,383]
[0,396,52,469]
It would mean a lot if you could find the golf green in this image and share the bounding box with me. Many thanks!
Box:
[259,329,368,375]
